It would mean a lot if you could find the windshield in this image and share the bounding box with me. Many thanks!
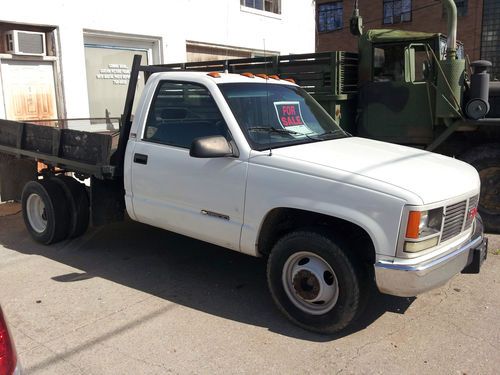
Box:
[218,83,347,150]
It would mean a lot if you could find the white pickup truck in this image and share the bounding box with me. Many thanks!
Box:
[0,57,488,334]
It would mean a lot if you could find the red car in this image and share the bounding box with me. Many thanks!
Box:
[0,305,20,375]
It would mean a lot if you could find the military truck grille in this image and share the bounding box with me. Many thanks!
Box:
[441,195,478,242]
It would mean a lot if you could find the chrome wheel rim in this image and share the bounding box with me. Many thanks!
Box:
[26,193,47,233]
[282,251,339,315]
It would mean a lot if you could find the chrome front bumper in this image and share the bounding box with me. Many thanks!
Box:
[374,219,488,297]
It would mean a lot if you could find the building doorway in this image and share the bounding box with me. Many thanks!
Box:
[0,59,58,121]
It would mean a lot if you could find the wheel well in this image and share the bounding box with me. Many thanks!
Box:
[257,208,375,265]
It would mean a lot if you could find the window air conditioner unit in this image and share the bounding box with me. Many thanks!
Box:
[5,30,46,56]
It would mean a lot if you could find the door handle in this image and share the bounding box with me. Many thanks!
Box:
[134,153,148,165]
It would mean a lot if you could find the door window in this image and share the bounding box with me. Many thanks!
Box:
[373,45,405,82]
[143,81,229,148]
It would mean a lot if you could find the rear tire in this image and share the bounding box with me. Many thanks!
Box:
[21,179,70,244]
[461,144,500,233]
[53,175,90,238]
[267,230,366,334]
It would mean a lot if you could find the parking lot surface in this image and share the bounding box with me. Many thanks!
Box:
[0,202,499,374]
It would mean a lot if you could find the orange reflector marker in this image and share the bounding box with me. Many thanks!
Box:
[269,75,280,80]
[284,78,296,84]
[241,72,255,78]
[255,73,269,79]
[207,72,221,78]
[406,211,421,239]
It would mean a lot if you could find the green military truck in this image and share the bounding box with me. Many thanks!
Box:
[157,0,500,232]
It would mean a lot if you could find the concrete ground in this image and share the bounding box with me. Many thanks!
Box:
[0,202,499,375]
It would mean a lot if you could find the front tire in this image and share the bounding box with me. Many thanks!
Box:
[21,179,71,244]
[267,230,366,334]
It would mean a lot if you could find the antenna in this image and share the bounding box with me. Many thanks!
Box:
[263,38,272,156]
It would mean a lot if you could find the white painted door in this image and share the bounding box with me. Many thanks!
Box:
[130,80,247,250]
[1,60,58,121]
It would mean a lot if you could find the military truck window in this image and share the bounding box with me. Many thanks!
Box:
[143,81,229,149]
[373,45,405,81]
[413,48,430,82]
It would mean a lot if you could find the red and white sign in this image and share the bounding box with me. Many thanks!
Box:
[274,101,311,134]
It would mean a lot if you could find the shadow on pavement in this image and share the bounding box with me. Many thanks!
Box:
[0,213,414,342]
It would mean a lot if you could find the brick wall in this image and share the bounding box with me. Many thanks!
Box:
[316,0,484,61]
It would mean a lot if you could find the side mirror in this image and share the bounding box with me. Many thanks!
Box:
[189,136,235,158]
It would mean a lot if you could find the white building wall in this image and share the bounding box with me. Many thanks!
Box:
[1,1,315,119]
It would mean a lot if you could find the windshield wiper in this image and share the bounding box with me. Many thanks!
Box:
[247,126,300,136]
[316,129,351,139]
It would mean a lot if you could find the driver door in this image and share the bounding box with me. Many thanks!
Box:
[129,80,247,250]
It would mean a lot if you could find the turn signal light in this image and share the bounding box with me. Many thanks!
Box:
[207,72,221,78]
[241,72,255,78]
[406,211,421,239]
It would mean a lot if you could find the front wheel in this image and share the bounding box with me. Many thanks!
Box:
[267,231,366,334]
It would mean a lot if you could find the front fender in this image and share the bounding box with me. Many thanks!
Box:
[240,164,406,257]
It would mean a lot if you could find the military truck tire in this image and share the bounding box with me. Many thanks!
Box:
[53,175,90,238]
[461,144,500,233]
[267,230,366,334]
[21,179,71,244]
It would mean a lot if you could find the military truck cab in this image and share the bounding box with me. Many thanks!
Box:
[357,29,465,146]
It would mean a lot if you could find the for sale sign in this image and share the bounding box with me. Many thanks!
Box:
[274,101,311,134]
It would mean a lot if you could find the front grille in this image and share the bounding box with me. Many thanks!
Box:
[441,200,467,242]
[464,195,479,230]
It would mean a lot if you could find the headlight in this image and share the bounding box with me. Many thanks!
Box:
[404,208,443,253]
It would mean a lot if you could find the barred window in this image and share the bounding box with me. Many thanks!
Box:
[443,1,468,17]
[383,0,412,24]
[318,2,344,32]
[481,0,500,80]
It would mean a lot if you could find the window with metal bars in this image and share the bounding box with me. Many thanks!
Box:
[383,0,412,24]
[443,0,468,17]
[481,0,500,80]
[317,2,344,32]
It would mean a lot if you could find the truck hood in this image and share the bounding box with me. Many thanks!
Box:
[267,137,479,204]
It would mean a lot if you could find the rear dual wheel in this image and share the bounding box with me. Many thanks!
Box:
[21,176,89,244]
[53,175,90,239]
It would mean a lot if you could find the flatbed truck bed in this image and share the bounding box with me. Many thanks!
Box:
[0,119,119,179]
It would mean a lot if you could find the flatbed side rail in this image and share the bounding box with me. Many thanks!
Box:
[0,119,116,179]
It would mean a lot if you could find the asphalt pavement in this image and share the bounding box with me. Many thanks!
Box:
[0,202,499,374]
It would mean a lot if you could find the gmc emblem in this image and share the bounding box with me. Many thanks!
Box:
[468,207,478,219]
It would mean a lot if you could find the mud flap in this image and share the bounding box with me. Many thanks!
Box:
[0,154,37,201]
